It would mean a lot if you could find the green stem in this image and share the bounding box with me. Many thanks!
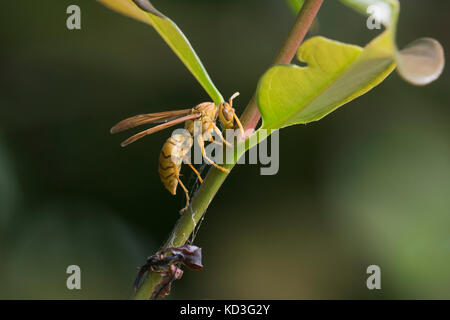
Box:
[133,0,323,300]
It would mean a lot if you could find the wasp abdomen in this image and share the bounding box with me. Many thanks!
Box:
[158,133,193,195]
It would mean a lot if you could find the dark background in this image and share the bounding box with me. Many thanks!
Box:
[0,0,449,299]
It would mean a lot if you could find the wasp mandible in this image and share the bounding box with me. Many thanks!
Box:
[110,93,244,213]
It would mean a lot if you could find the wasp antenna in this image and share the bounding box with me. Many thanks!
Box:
[229,92,240,104]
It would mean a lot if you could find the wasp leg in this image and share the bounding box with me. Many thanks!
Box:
[232,111,245,138]
[185,161,203,183]
[210,140,223,146]
[212,123,232,147]
[209,137,227,146]
[197,135,230,173]
[177,176,190,214]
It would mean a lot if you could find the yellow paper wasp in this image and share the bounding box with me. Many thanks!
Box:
[110,93,244,213]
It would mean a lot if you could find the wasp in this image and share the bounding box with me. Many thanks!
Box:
[111,93,244,213]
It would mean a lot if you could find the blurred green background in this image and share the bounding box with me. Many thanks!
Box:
[0,0,449,299]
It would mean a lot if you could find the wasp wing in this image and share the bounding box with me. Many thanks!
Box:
[120,113,201,147]
[110,109,192,134]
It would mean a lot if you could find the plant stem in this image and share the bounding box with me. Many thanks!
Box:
[133,0,323,300]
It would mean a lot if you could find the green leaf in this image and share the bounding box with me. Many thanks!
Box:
[257,0,445,129]
[257,32,396,129]
[97,0,223,104]
[340,0,444,85]
[286,0,305,14]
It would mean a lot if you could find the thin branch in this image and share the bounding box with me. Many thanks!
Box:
[133,0,324,300]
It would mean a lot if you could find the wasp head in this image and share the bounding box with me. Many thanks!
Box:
[218,92,240,130]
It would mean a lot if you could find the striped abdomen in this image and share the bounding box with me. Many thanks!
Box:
[158,133,193,195]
